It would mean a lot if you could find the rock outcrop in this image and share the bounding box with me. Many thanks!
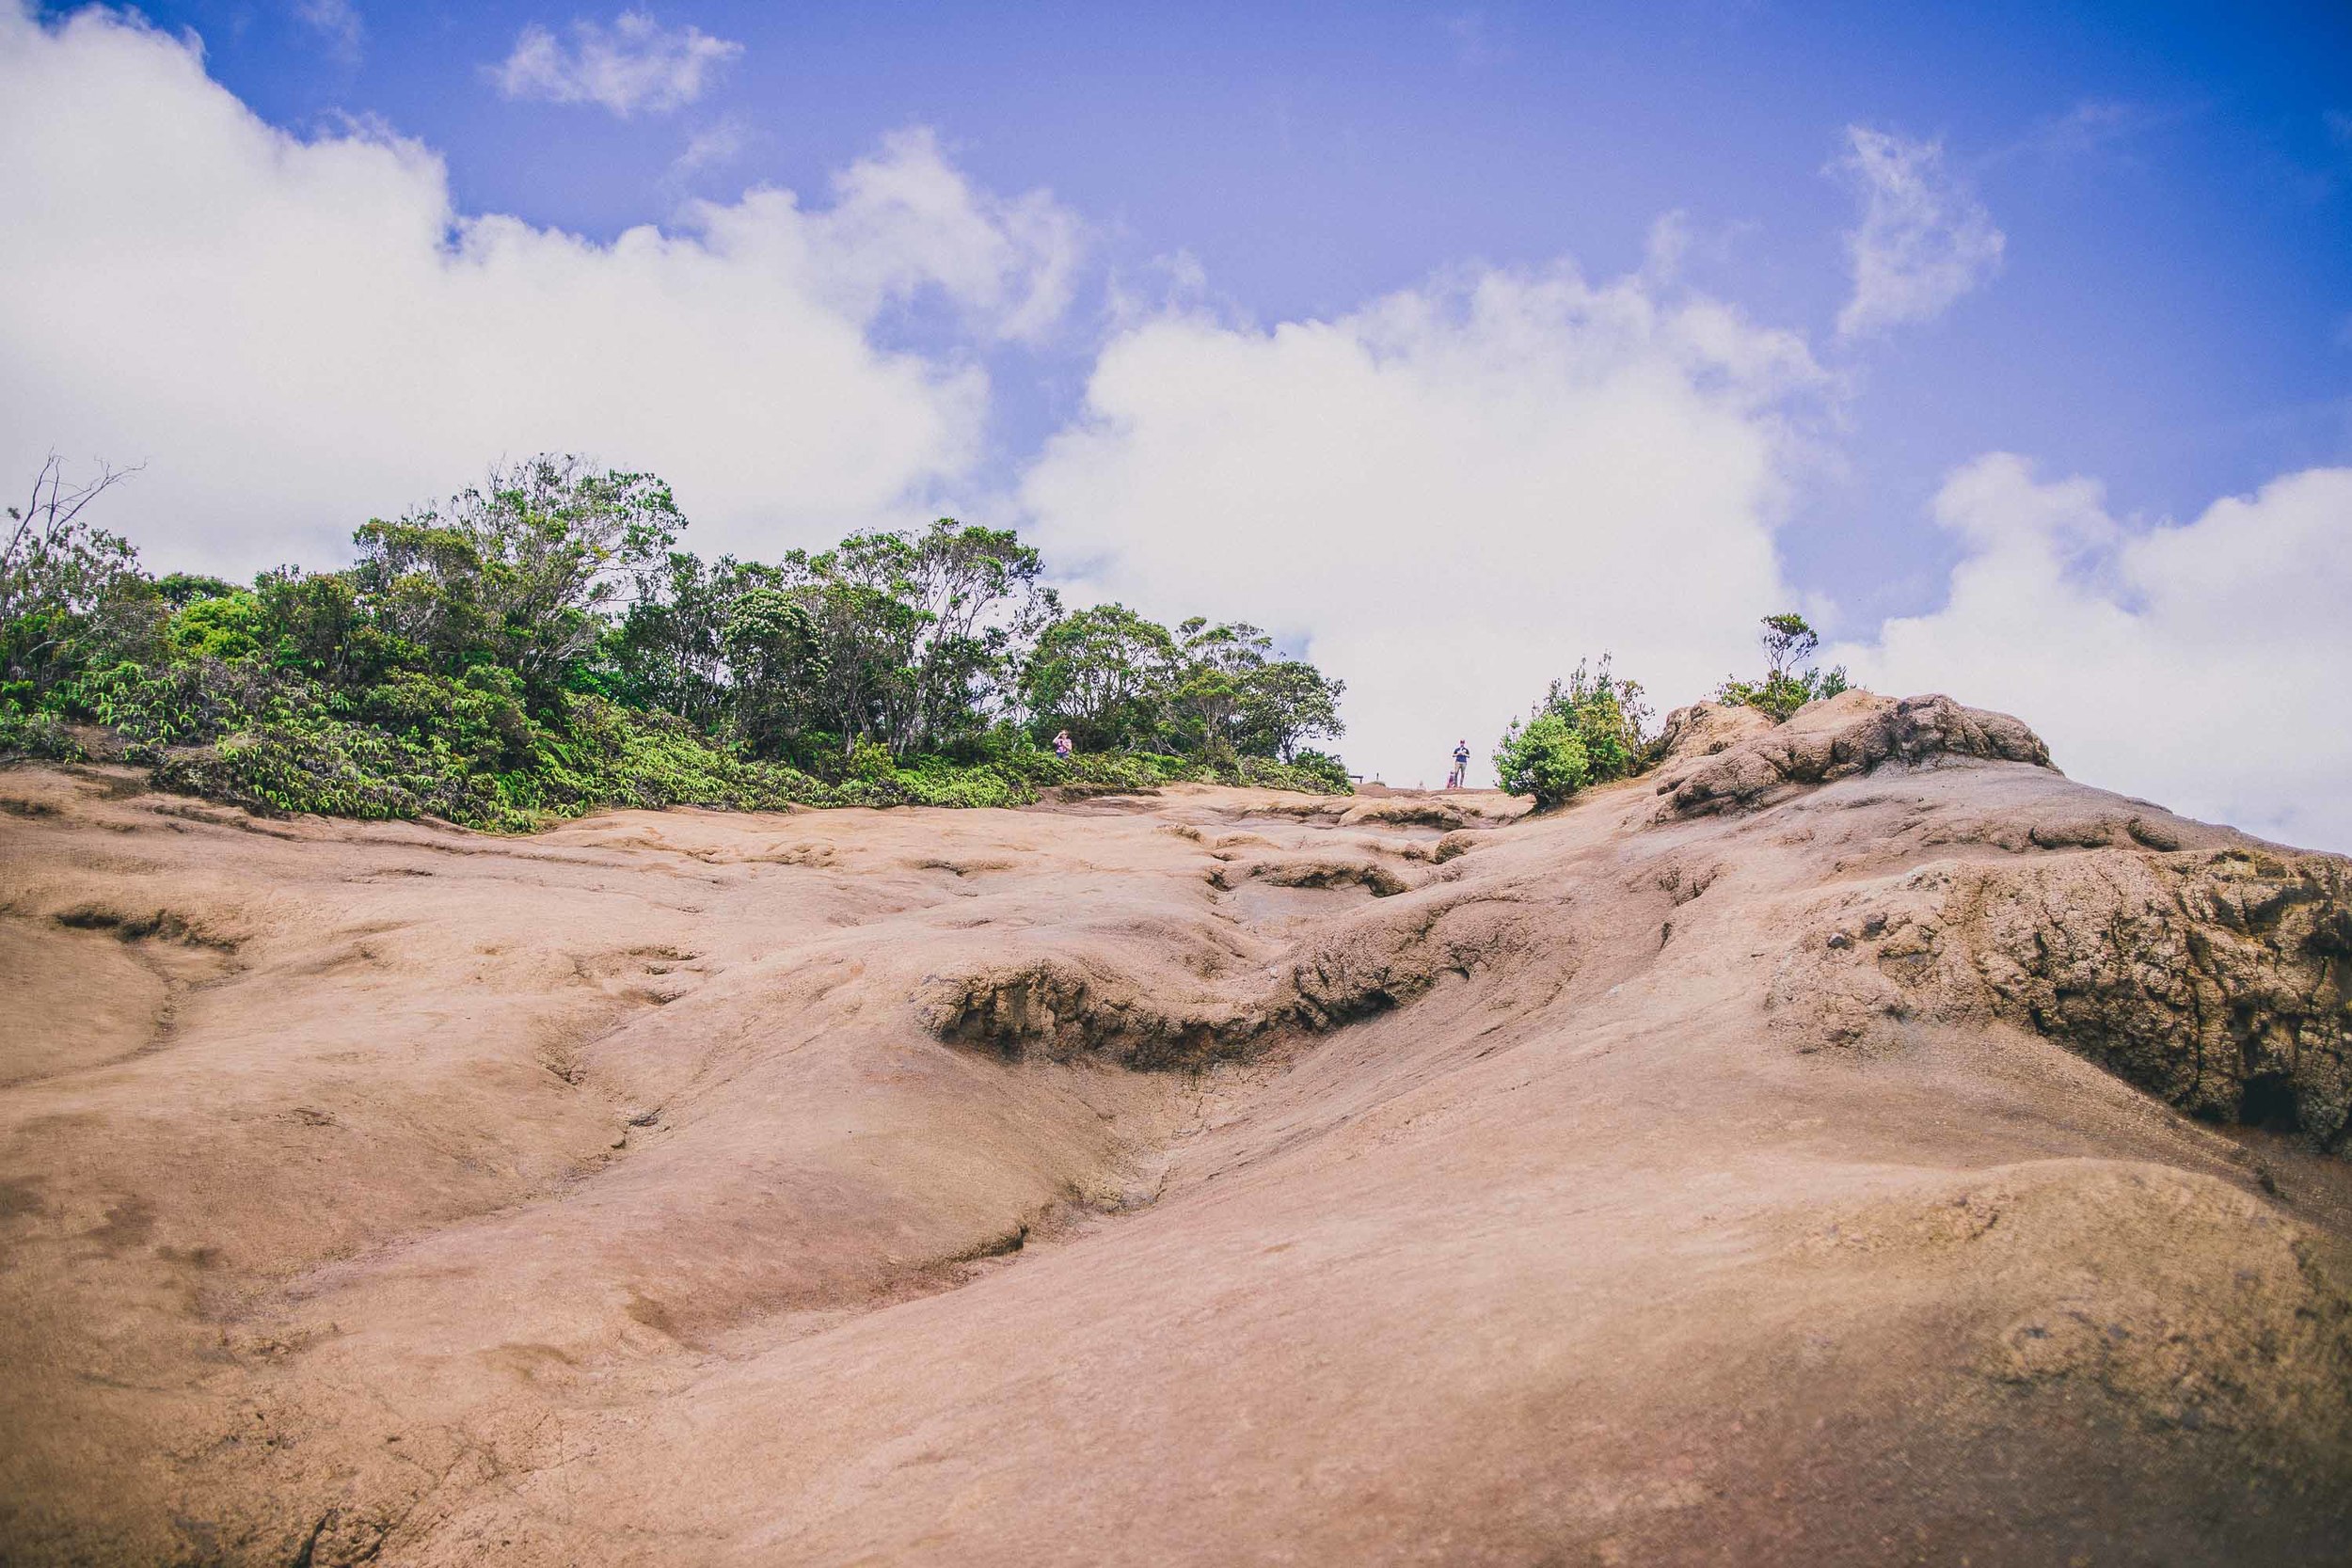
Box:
[1654,690,2054,818]
[1772,844,2352,1149]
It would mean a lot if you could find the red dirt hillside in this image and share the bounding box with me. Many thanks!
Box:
[2,690,2347,1565]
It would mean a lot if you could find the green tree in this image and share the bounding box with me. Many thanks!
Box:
[1542,657,1651,779]
[0,457,148,701]
[602,552,787,728]
[1236,658,1345,763]
[253,567,396,689]
[787,519,1052,760]
[167,591,271,662]
[352,454,682,698]
[720,586,828,759]
[1,453,1358,823]
[1020,602,1179,752]
[1717,612,1850,721]
[155,573,240,607]
[1168,619,1271,762]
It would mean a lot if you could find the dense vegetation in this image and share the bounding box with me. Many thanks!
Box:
[1491,613,1856,810]
[0,455,1349,829]
[1490,657,1654,810]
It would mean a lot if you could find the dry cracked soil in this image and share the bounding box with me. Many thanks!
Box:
[2,690,2349,1565]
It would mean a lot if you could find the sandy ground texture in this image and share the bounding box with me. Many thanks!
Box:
[2,689,2349,1566]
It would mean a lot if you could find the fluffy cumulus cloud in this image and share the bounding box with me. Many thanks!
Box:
[1020,268,1825,786]
[1833,126,2005,338]
[1836,455,2352,851]
[493,10,740,117]
[0,6,1080,573]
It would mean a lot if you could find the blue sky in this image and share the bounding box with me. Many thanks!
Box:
[4,1,2349,839]
[140,2,2352,597]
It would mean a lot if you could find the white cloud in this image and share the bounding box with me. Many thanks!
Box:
[1833,126,2005,338]
[294,0,362,64]
[666,118,748,185]
[0,6,1080,574]
[1836,454,2352,852]
[1019,267,1826,787]
[493,10,739,117]
[808,128,1083,347]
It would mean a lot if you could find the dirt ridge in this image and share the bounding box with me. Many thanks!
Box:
[2,694,2349,1566]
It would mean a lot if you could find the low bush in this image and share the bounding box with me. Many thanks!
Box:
[4,669,1348,831]
[1493,712,1589,808]
[1236,749,1352,795]
[1492,657,1652,810]
[0,703,82,761]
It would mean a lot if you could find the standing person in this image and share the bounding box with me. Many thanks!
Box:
[1452,738,1471,790]
[1053,730,1074,762]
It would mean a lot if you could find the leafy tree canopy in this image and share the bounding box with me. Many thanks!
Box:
[0,454,1354,827]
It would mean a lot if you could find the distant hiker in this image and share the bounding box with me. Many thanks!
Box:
[1451,739,1470,789]
[1053,730,1074,762]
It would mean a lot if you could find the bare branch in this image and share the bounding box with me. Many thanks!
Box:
[0,453,141,635]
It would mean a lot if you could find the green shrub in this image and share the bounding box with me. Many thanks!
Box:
[1063,750,1192,792]
[0,702,83,761]
[1493,712,1591,809]
[155,723,438,823]
[1718,612,1850,721]
[69,657,318,754]
[1235,750,1352,795]
[1491,656,1652,809]
[846,738,898,785]
[347,666,536,769]
[530,697,833,817]
[880,760,1027,810]
[166,592,270,662]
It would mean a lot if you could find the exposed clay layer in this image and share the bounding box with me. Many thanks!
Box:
[1952,850,2352,1146]
[1772,844,2352,1148]
[920,882,1545,1062]
[922,955,1265,1068]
